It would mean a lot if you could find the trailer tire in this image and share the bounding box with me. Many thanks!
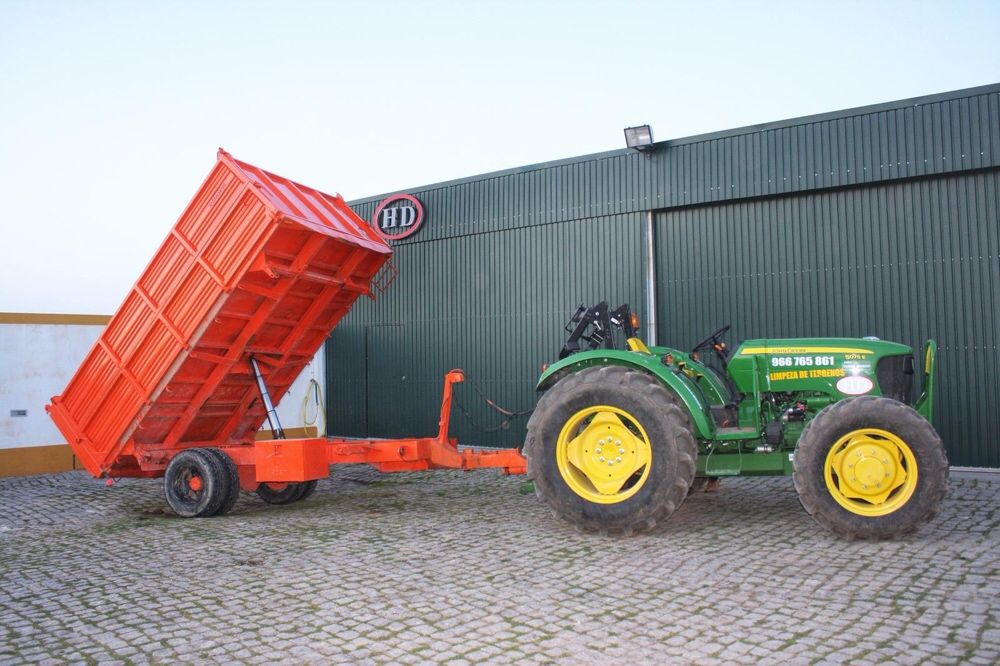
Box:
[793,396,948,540]
[256,481,311,505]
[204,448,241,516]
[524,365,697,535]
[163,449,229,518]
[296,480,318,502]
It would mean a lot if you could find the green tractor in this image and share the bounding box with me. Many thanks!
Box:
[523,302,948,539]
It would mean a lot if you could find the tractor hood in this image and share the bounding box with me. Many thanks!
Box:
[732,337,912,359]
[728,337,915,402]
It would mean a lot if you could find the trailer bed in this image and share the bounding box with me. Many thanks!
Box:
[48,150,391,477]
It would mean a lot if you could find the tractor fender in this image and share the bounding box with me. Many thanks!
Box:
[536,350,715,439]
[914,339,937,423]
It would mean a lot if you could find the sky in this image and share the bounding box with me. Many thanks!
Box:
[1,0,998,314]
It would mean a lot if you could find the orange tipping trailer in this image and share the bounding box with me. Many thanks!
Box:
[47,150,525,517]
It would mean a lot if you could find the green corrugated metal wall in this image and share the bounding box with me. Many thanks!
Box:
[328,84,1000,467]
[326,212,645,446]
[656,170,1000,468]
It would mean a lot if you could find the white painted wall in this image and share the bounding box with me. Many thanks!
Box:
[271,351,326,437]
[0,323,103,449]
[0,319,326,449]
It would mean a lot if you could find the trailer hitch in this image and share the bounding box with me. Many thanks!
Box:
[223,369,527,484]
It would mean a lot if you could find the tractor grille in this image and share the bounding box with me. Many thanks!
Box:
[876,354,915,404]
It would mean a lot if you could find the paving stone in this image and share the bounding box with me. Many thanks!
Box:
[0,469,997,664]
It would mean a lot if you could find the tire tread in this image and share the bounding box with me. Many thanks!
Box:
[793,396,948,540]
[525,366,697,535]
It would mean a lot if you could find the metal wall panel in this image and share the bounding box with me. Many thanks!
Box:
[350,86,1000,244]
[327,213,646,447]
[330,84,1000,467]
[655,170,1000,467]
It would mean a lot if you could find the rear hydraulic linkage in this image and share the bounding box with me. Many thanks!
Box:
[559,301,637,359]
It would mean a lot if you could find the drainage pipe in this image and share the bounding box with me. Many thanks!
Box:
[644,210,657,346]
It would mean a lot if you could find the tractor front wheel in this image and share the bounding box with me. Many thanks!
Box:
[793,396,948,540]
[524,366,697,535]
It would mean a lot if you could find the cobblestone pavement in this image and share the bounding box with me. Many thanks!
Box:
[1,468,997,665]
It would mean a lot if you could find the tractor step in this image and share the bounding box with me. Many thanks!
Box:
[710,404,740,428]
[714,426,760,441]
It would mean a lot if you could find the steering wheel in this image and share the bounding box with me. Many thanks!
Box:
[692,324,731,355]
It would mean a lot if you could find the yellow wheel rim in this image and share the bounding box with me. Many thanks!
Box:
[556,405,652,504]
[823,428,919,516]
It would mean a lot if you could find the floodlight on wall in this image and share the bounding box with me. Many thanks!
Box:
[624,125,654,152]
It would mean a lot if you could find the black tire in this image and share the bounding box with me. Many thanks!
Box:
[688,477,709,495]
[163,449,229,518]
[793,396,949,540]
[296,480,318,502]
[256,481,309,505]
[204,448,241,516]
[524,366,697,535]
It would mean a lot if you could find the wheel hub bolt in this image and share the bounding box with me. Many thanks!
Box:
[616,457,622,463]
[599,457,606,462]
[619,448,625,455]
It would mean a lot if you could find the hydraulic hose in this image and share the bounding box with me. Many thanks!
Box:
[300,377,326,437]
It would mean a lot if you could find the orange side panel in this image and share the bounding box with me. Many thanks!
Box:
[254,439,330,483]
[47,150,391,477]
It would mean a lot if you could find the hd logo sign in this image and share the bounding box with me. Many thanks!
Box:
[371,193,425,242]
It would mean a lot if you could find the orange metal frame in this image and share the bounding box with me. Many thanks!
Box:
[48,150,393,479]
[47,151,524,489]
[218,370,525,489]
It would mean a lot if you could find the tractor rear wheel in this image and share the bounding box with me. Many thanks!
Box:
[163,449,229,518]
[688,477,707,494]
[793,396,948,540]
[524,366,697,535]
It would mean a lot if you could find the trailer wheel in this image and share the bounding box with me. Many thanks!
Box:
[256,481,312,505]
[204,448,241,516]
[163,449,229,518]
[296,480,318,502]
[524,366,697,535]
[793,396,949,540]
